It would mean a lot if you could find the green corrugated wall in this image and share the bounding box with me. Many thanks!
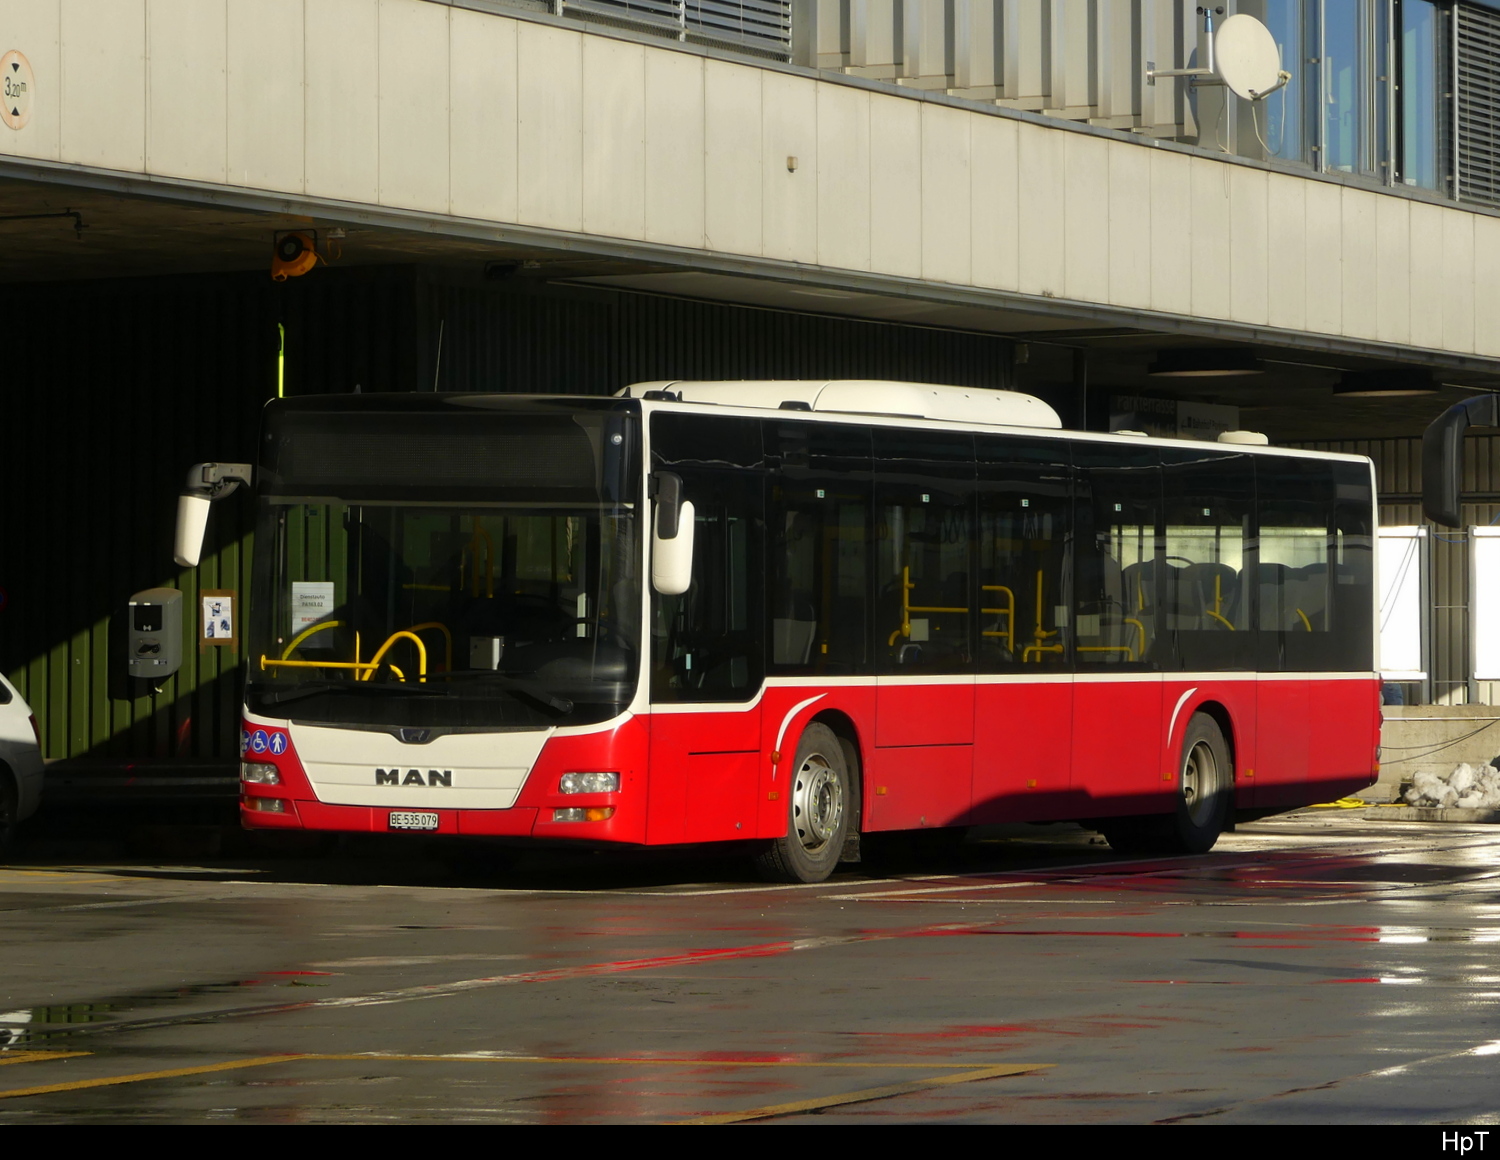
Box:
[2,264,1023,765]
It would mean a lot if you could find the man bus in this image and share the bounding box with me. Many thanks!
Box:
[175,381,1381,882]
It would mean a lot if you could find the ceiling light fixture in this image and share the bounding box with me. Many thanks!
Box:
[1147,348,1264,377]
[1332,369,1437,398]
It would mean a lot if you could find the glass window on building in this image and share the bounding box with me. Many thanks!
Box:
[1247,0,1312,164]
[1398,0,1444,190]
[1321,0,1389,177]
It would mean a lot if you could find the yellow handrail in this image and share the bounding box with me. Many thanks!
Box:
[263,624,436,684]
[361,630,428,682]
[261,656,377,674]
[886,567,1016,651]
[979,584,1014,653]
[1079,645,1137,660]
[406,621,454,672]
[280,619,343,659]
[1204,574,1235,631]
[1296,608,1312,632]
[1032,569,1058,649]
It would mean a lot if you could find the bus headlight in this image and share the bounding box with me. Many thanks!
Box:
[241,762,281,785]
[559,772,619,794]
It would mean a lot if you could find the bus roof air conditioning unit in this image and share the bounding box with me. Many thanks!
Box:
[1147,9,1290,102]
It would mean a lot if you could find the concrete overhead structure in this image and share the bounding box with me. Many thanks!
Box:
[0,0,1495,366]
[5,0,1500,773]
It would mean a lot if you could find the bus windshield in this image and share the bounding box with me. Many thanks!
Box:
[245,402,640,728]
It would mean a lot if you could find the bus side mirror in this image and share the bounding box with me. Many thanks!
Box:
[174,462,254,568]
[651,471,695,596]
[1423,394,1500,527]
[174,493,213,568]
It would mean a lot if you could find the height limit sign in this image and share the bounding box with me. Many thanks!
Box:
[1,51,33,131]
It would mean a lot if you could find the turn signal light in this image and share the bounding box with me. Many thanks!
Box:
[553,807,616,823]
[244,797,287,813]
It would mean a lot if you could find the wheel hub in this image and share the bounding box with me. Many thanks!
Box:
[792,753,843,851]
[1182,740,1218,826]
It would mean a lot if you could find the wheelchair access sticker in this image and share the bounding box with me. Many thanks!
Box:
[244,728,288,757]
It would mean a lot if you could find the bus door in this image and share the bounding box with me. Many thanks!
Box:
[871,429,975,830]
[972,435,1073,823]
[764,420,876,836]
[646,415,766,844]
[1071,442,1166,816]
[1161,447,1257,804]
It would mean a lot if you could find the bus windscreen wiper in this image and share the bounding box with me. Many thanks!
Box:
[260,680,455,706]
[424,670,574,715]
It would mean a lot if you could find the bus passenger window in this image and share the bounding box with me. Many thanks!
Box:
[1074,445,1160,668]
[770,496,869,672]
[874,430,974,673]
[651,474,764,701]
[1162,448,1255,671]
[1256,459,1335,671]
[976,437,1069,670]
[1255,459,1374,673]
[766,420,872,677]
[1328,463,1375,672]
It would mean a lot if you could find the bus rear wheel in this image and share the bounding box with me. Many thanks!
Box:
[754,723,851,884]
[1167,713,1231,854]
[1101,714,1230,856]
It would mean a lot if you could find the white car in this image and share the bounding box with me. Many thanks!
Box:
[0,673,43,849]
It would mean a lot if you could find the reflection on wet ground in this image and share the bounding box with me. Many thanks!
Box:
[4,813,1500,1121]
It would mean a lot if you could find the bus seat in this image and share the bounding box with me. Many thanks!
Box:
[1182,562,1241,629]
[772,589,817,665]
[1257,562,1292,630]
[1121,560,1155,614]
[1286,564,1329,628]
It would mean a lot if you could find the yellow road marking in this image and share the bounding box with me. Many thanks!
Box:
[0,1051,91,1068]
[678,1062,1053,1124]
[0,1056,295,1099]
[0,1053,1052,1102]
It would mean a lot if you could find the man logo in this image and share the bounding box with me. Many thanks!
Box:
[375,769,452,786]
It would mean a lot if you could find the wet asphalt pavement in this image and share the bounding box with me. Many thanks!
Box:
[3,810,1500,1124]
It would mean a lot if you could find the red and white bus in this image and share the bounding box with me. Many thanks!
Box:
[177,381,1381,882]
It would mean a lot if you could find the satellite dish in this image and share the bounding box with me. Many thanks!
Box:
[1214,14,1283,100]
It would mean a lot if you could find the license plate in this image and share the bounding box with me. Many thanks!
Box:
[389,811,440,831]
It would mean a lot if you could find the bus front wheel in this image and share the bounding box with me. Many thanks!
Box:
[754,723,851,884]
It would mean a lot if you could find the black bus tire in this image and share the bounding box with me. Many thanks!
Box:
[1168,713,1231,855]
[754,723,851,884]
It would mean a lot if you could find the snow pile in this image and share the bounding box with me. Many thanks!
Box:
[1404,763,1500,809]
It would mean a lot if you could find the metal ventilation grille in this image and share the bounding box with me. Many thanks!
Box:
[564,1,791,60]
[686,1,791,57]
[1457,2,1500,206]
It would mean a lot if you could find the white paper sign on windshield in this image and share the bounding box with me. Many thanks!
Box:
[291,581,337,645]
